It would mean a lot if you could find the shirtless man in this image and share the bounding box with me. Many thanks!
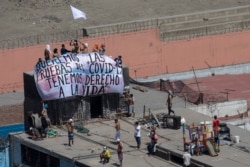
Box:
[67,118,74,146]
[115,119,121,141]
[117,139,123,167]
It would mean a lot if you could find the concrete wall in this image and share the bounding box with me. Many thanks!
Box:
[189,99,247,118]
[0,104,24,126]
[1,29,250,93]
[137,62,250,82]
[10,136,22,167]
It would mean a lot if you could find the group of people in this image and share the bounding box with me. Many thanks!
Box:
[99,138,123,166]
[147,124,158,155]
[109,118,159,165]
[182,115,221,167]
[99,119,123,166]
[40,40,107,62]
[37,40,127,71]
[39,113,218,167]
[113,118,123,166]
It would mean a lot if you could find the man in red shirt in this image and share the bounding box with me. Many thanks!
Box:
[213,115,220,151]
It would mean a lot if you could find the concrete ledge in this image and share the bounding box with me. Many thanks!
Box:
[156,144,213,167]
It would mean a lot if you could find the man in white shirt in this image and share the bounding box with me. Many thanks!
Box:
[183,151,191,167]
[134,122,141,149]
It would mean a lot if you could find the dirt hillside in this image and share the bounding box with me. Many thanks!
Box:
[1,0,250,41]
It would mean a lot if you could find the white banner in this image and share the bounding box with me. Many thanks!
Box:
[34,53,124,101]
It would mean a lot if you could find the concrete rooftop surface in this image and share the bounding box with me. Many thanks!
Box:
[11,83,250,167]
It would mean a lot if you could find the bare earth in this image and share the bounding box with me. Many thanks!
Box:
[1,0,250,41]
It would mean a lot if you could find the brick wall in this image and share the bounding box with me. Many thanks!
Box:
[0,104,24,125]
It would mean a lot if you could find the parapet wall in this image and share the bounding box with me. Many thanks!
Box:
[189,99,248,118]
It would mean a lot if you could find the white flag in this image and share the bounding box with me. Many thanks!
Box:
[70,5,87,20]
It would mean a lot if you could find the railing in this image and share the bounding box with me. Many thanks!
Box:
[0,19,158,50]
[160,20,250,41]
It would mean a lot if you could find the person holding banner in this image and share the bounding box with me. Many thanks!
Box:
[92,44,99,52]
[114,55,122,67]
[60,44,71,55]
[78,41,89,53]
[70,40,80,53]
[99,44,106,55]
[52,48,60,58]
[44,44,51,61]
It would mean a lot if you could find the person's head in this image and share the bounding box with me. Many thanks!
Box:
[115,119,118,123]
[29,127,33,131]
[101,44,105,48]
[135,121,139,126]
[53,48,58,54]
[214,115,217,119]
[118,55,122,59]
[130,94,133,97]
[61,44,65,48]
[45,44,50,51]
[68,118,73,124]
[168,90,172,95]
[84,43,88,48]
[103,146,107,151]
[42,109,47,116]
[38,58,42,62]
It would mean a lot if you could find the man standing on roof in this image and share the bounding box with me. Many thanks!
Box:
[166,90,175,115]
[128,94,135,117]
[117,139,123,167]
[134,121,141,149]
[67,118,74,146]
[213,115,220,152]
[114,119,121,141]
[183,150,191,167]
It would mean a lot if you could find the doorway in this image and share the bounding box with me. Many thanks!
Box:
[90,96,103,118]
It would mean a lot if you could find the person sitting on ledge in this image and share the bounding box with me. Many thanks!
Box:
[29,127,41,140]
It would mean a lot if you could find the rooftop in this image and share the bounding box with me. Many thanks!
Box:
[10,83,250,167]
